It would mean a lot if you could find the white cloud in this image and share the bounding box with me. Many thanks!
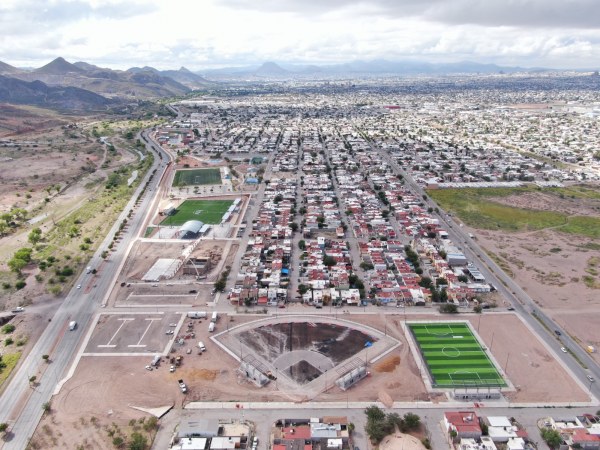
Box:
[0,0,599,69]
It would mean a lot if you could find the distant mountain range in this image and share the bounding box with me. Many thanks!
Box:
[0,56,594,111]
[0,57,216,105]
[200,59,539,78]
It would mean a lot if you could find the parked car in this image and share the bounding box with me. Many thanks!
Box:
[561,347,567,353]
[170,365,175,373]
[587,375,595,382]
[77,284,81,289]
[554,330,562,336]
[145,365,153,371]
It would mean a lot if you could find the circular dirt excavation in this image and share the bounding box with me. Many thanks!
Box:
[238,322,377,385]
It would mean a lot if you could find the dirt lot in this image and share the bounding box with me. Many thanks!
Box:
[469,185,600,357]
[0,118,139,312]
[476,228,600,349]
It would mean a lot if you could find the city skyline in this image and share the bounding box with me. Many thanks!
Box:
[1,0,599,70]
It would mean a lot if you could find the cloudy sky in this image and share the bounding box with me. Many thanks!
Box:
[1,0,599,70]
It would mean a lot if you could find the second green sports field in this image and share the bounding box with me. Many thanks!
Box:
[409,322,506,388]
[172,168,222,186]
[160,199,234,226]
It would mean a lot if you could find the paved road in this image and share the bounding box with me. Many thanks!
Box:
[0,132,169,449]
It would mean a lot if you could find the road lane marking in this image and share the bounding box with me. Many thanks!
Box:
[98,318,134,348]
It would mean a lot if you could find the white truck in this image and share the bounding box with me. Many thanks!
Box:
[178,379,187,393]
[69,321,77,331]
[151,354,161,367]
[211,311,218,323]
[198,341,206,352]
[187,311,207,319]
[208,322,215,332]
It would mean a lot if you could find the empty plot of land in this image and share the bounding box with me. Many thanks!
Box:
[409,321,505,388]
[173,168,221,186]
[84,313,183,354]
[161,199,234,226]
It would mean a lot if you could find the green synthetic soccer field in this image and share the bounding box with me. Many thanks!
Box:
[172,168,222,186]
[160,200,234,226]
[408,322,506,388]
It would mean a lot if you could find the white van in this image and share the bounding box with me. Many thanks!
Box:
[198,341,206,352]
[211,311,218,323]
[208,322,215,332]
[69,321,77,331]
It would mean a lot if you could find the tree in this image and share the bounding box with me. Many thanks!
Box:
[439,303,458,314]
[143,416,158,432]
[42,354,50,363]
[418,277,433,289]
[8,247,32,274]
[366,420,388,444]
[440,288,448,303]
[0,423,8,434]
[42,401,51,413]
[386,413,402,430]
[289,222,298,232]
[28,227,42,245]
[323,255,337,267]
[298,240,306,250]
[541,428,563,449]
[436,277,448,286]
[214,279,226,292]
[112,436,124,447]
[365,405,386,422]
[360,262,374,271]
[402,413,421,431]
[129,432,148,450]
[298,284,309,295]
[473,305,483,314]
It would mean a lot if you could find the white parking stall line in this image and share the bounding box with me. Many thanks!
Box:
[98,318,134,348]
[128,317,161,348]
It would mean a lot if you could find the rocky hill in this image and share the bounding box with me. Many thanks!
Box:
[0,75,113,111]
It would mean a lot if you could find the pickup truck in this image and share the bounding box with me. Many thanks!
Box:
[12,307,24,313]
[178,379,187,393]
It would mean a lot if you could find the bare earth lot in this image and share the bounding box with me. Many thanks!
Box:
[477,228,600,355]
[459,185,600,358]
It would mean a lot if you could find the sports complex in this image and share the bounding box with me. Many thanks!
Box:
[408,321,506,389]
[160,199,234,226]
[172,168,222,186]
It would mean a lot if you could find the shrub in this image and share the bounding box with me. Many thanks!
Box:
[2,324,16,334]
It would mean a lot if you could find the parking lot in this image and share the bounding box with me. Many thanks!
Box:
[84,312,184,354]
